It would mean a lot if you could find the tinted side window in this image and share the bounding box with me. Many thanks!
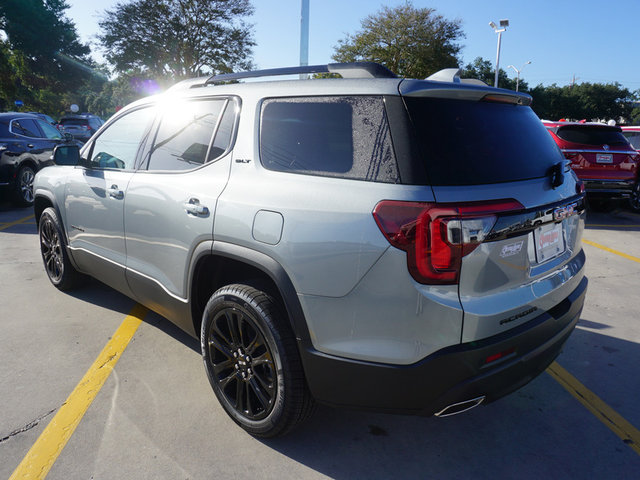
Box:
[37,119,62,140]
[260,96,399,183]
[147,99,228,171]
[89,107,155,170]
[12,119,42,138]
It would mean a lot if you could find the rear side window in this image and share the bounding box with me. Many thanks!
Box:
[404,97,564,186]
[11,119,41,138]
[260,96,399,183]
[557,126,629,146]
[147,98,232,171]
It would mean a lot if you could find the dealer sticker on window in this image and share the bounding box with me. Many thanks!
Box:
[534,222,565,263]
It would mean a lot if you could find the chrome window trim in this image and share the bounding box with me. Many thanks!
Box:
[9,118,44,139]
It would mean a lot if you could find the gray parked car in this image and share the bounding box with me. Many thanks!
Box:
[33,62,588,437]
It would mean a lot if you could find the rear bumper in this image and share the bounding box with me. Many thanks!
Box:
[583,178,635,197]
[300,276,588,416]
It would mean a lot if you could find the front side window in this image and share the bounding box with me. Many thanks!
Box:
[11,119,42,138]
[89,107,155,170]
[37,119,62,140]
[260,96,399,183]
[147,98,231,171]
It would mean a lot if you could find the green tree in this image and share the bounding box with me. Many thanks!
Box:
[460,57,527,91]
[530,82,634,121]
[332,2,464,79]
[98,0,255,80]
[0,0,100,115]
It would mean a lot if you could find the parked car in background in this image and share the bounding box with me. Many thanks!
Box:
[621,126,640,152]
[543,121,639,210]
[34,63,588,437]
[0,112,73,205]
[58,113,104,143]
[620,126,640,210]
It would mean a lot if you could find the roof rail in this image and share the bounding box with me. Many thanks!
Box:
[200,62,396,86]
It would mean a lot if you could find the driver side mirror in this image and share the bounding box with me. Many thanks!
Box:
[62,132,74,142]
[52,144,81,166]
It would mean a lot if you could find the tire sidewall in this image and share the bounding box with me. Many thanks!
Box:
[15,165,36,206]
[201,288,288,435]
[39,207,73,288]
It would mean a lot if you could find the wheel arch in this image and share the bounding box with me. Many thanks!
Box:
[189,242,310,345]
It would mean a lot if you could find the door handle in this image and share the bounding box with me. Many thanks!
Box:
[107,185,124,199]
[27,144,35,148]
[184,198,209,216]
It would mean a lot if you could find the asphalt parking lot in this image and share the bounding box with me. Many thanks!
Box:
[1,197,639,479]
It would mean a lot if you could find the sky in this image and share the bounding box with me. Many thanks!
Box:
[66,0,640,91]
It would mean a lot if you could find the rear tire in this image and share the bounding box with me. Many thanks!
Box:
[38,207,83,291]
[201,284,315,437]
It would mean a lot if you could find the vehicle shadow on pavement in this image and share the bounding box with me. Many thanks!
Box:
[258,325,640,479]
[66,280,200,353]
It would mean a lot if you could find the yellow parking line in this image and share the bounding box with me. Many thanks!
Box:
[0,214,35,232]
[547,362,640,455]
[582,239,640,264]
[9,304,148,480]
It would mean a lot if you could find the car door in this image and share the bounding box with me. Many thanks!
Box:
[63,105,156,297]
[124,97,237,331]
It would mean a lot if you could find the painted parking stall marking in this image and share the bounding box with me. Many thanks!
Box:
[0,214,35,232]
[547,362,640,455]
[9,304,148,480]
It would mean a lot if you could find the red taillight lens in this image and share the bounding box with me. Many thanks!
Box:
[373,199,524,285]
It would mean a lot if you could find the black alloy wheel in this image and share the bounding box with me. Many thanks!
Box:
[208,304,277,420]
[38,207,83,290]
[629,182,640,212]
[16,165,35,205]
[201,284,314,437]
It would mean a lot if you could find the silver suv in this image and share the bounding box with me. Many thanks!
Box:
[34,62,588,437]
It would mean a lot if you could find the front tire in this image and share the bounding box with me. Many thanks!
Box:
[14,165,35,206]
[201,284,314,437]
[38,207,83,291]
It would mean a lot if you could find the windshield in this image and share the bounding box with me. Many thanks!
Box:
[404,97,564,186]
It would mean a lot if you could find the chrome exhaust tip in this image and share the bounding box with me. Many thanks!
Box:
[434,396,485,417]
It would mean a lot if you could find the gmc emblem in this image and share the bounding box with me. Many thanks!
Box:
[553,202,577,221]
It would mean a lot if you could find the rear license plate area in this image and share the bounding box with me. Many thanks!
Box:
[534,222,565,263]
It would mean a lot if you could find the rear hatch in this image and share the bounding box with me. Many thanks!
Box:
[553,124,637,181]
[398,80,586,342]
[59,118,91,137]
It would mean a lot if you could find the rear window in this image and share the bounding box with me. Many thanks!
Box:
[404,97,564,186]
[260,96,399,183]
[60,118,88,126]
[556,126,629,146]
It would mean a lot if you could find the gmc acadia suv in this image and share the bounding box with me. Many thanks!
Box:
[33,63,588,437]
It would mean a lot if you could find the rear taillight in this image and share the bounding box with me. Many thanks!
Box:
[373,199,524,285]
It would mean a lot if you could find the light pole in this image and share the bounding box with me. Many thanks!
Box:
[489,19,509,88]
[507,61,531,92]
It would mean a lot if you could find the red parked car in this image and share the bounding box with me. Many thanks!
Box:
[543,121,639,210]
